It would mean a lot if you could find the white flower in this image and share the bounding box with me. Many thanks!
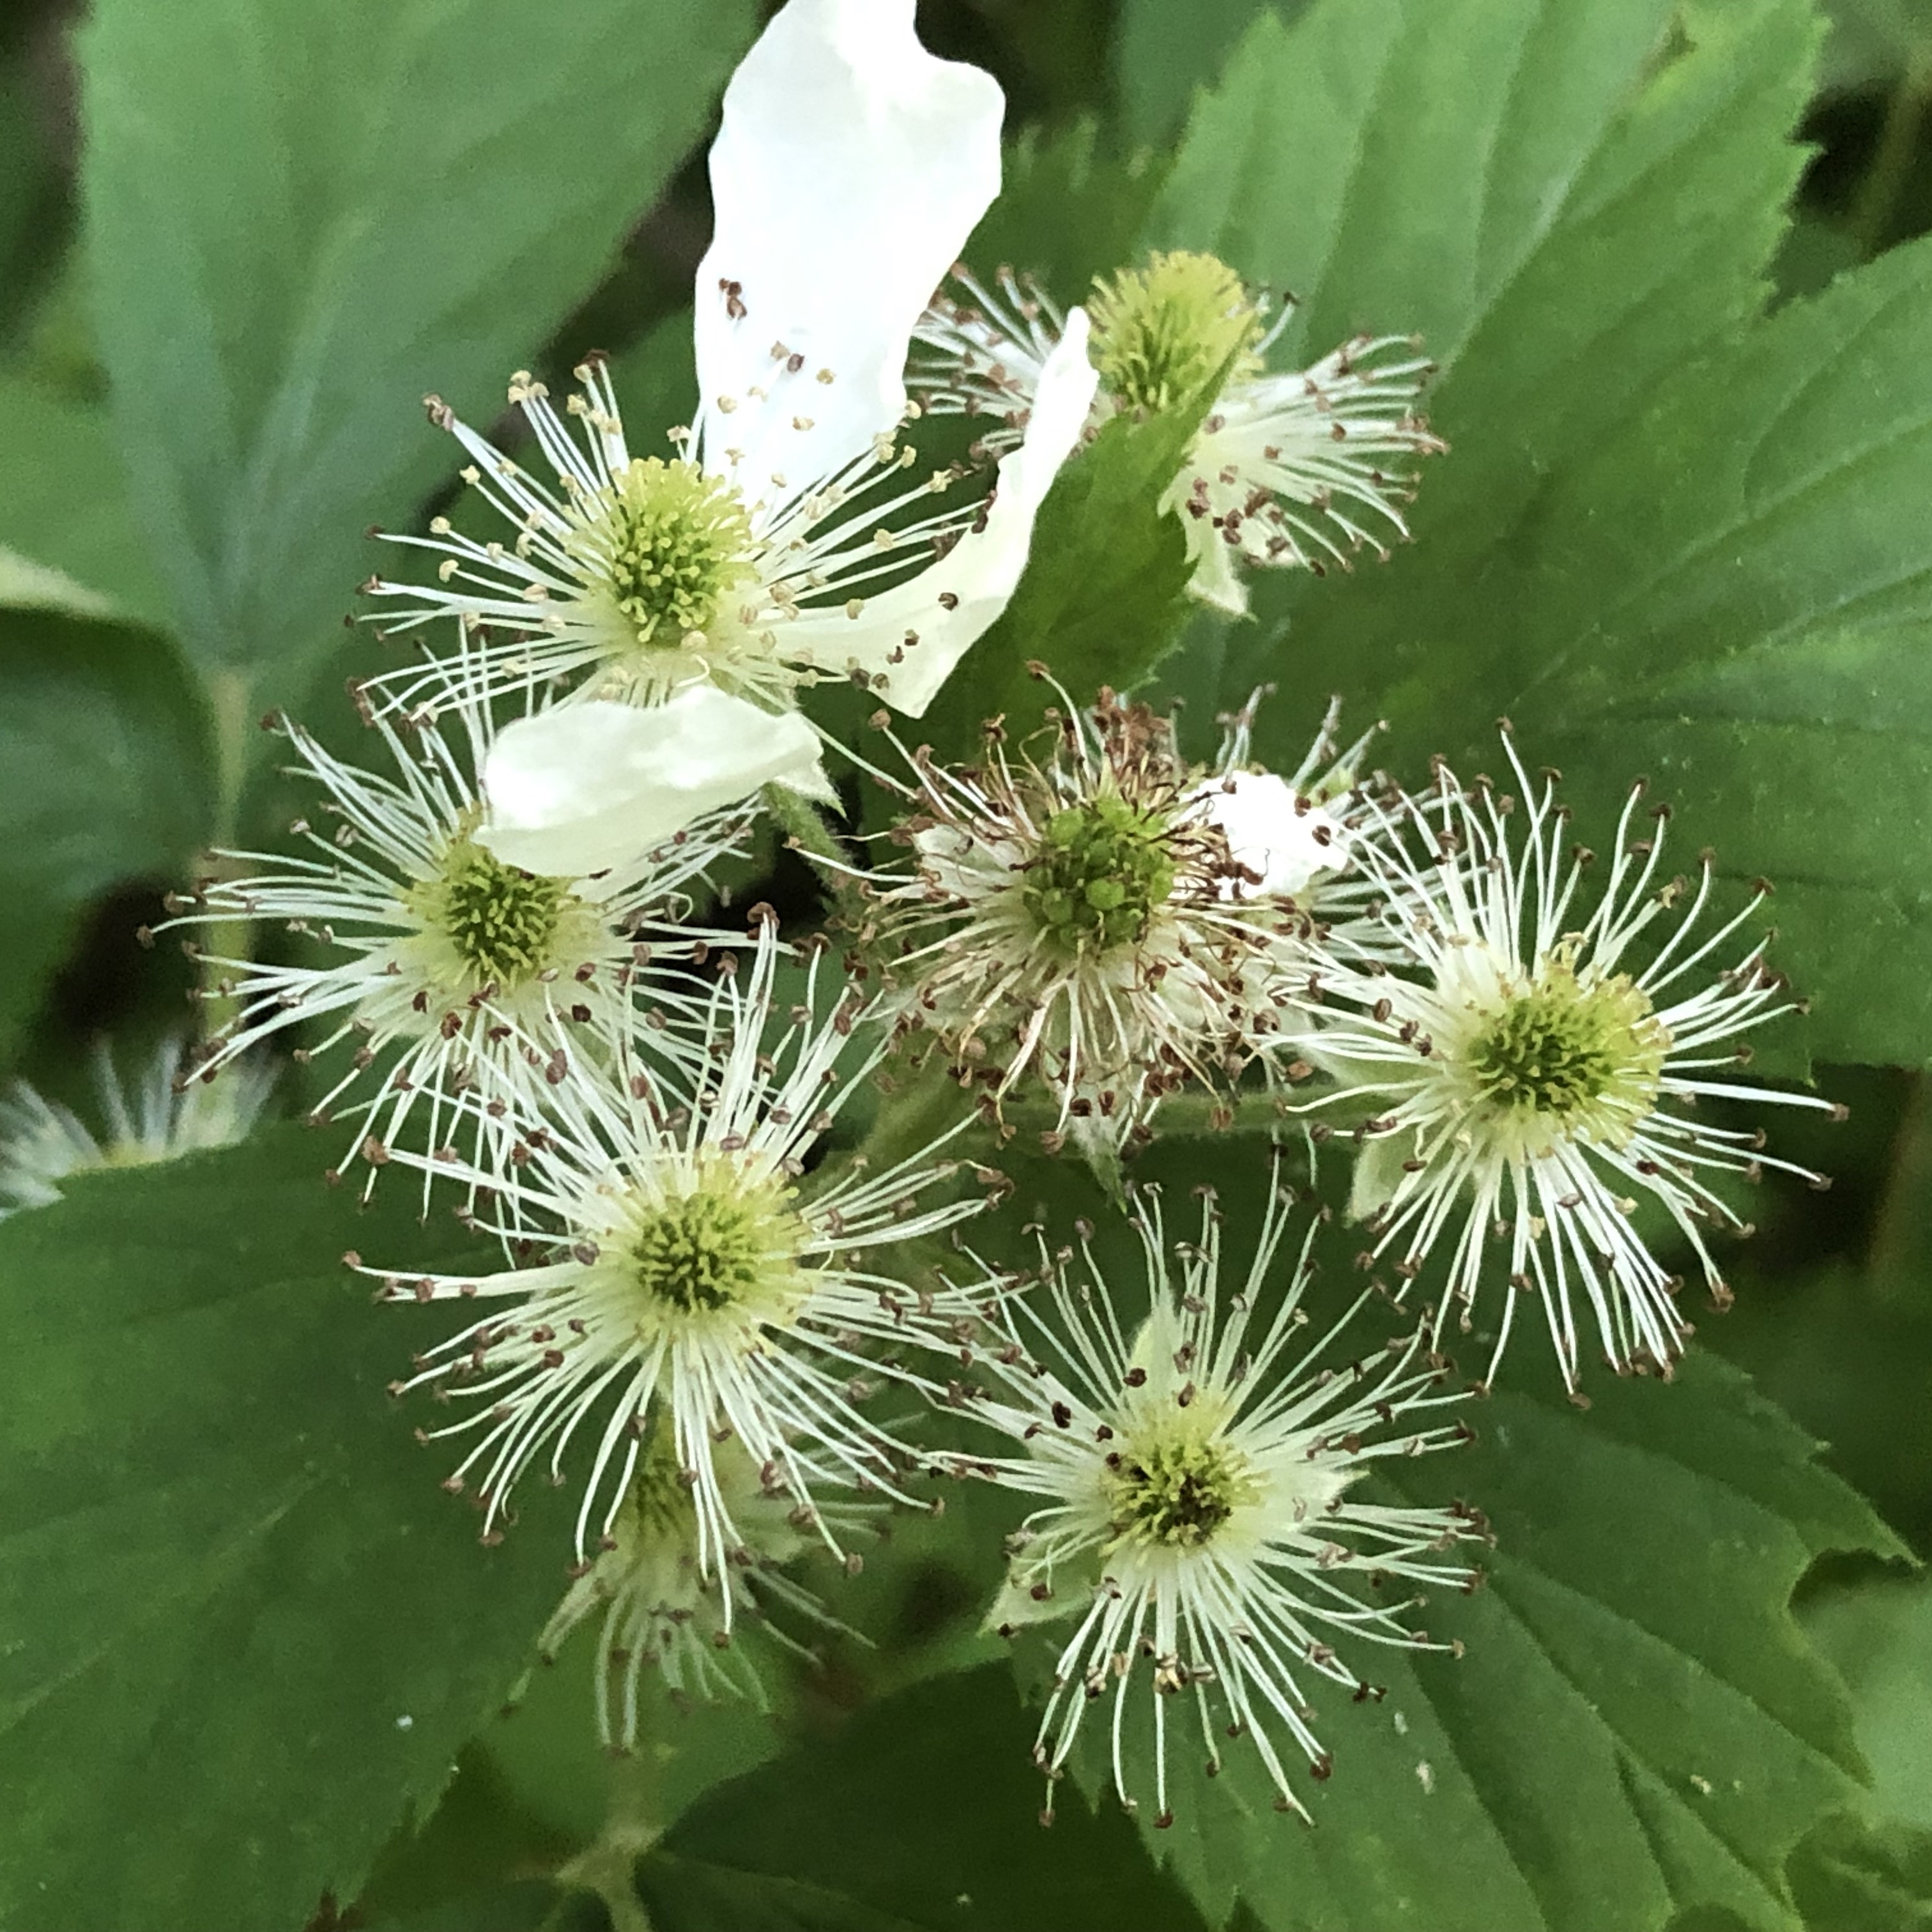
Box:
[364,0,1097,733]
[0,1036,275,1215]
[913,252,1443,614]
[1293,736,1842,1389]
[952,1179,1482,1823]
[170,703,740,1195]
[365,924,1000,1590]
[857,684,1383,1154]
[538,1418,864,1748]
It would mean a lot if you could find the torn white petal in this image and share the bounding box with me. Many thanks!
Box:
[479,688,824,876]
[1193,770,1350,899]
[827,307,1100,717]
[695,0,1004,494]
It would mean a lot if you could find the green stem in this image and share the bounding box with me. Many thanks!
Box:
[556,1744,663,1932]
[1851,57,1932,257]
[192,669,259,1039]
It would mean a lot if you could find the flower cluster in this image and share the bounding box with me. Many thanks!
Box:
[20,0,1842,1834]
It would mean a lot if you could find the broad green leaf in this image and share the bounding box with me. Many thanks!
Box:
[0,610,212,1066]
[632,1664,1213,1932]
[1787,1812,1932,1930]
[0,1126,572,1931]
[1054,1350,1898,1932]
[78,0,758,708]
[965,121,1173,310]
[1144,0,1932,1062]
[919,405,1200,762]
[1802,1576,1932,1832]
[1701,1259,1932,1560]
[1322,236,1932,1063]
[0,376,171,626]
[1113,0,1296,151]
[1147,0,1707,369]
[972,1144,1899,1932]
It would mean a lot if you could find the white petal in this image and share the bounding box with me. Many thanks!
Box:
[795,309,1101,717]
[478,689,825,877]
[1193,770,1351,899]
[694,0,1003,495]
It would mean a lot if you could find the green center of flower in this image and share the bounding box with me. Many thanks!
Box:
[1022,795,1177,956]
[408,834,571,992]
[1086,250,1263,415]
[628,1183,796,1316]
[1105,1430,1257,1551]
[1466,965,1667,1123]
[582,456,756,646]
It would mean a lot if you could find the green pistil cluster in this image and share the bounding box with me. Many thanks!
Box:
[590,456,756,646]
[1105,1430,1256,1551]
[1086,250,1263,416]
[409,835,571,993]
[1467,965,1667,1123]
[630,1186,785,1315]
[620,1409,698,1544]
[1022,795,1177,957]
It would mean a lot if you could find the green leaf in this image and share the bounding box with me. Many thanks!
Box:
[77,0,758,707]
[1113,0,1296,152]
[919,406,1200,760]
[1787,1812,1932,1931]
[0,610,213,1066]
[1339,234,1932,1063]
[1802,1575,1932,1833]
[965,121,1173,310]
[632,1664,1213,1932]
[0,1125,572,1931]
[1146,0,1725,371]
[1144,0,1932,1062]
[0,376,172,626]
[1058,1345,1897,1932]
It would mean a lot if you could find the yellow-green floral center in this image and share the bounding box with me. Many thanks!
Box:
[407,834,572,993]
[579,456,756,647]
[1085,250,1263,415]
[631,1188,772,1313]
[1105,1430,1257,1550]
[1022,794,1177,956]
[1467,965,1667,1123]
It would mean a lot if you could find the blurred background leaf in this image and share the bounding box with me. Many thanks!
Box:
[75,0,759,725]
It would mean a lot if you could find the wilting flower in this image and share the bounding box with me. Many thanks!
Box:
[953,1178,1481,1823]
[364,0,1097,742]
[170,700,739,1194]
[855,681,1381,1155]
[0,1035,275,1215]
[1293,736,1841,1388]
[366,924,1000,1584]
[538,1417,864,1748]
[914,250,1443,613]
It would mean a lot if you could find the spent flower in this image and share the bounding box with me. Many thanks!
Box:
[170,702,738,1197]
[538,1416,865,1748]
[953,1177,1482,1822]
[1294,736,1841,1388]
[913,250,1442,613]
[366,924,1001,1590]
[855,682,1381,1154]
[0,1035,275,1215]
